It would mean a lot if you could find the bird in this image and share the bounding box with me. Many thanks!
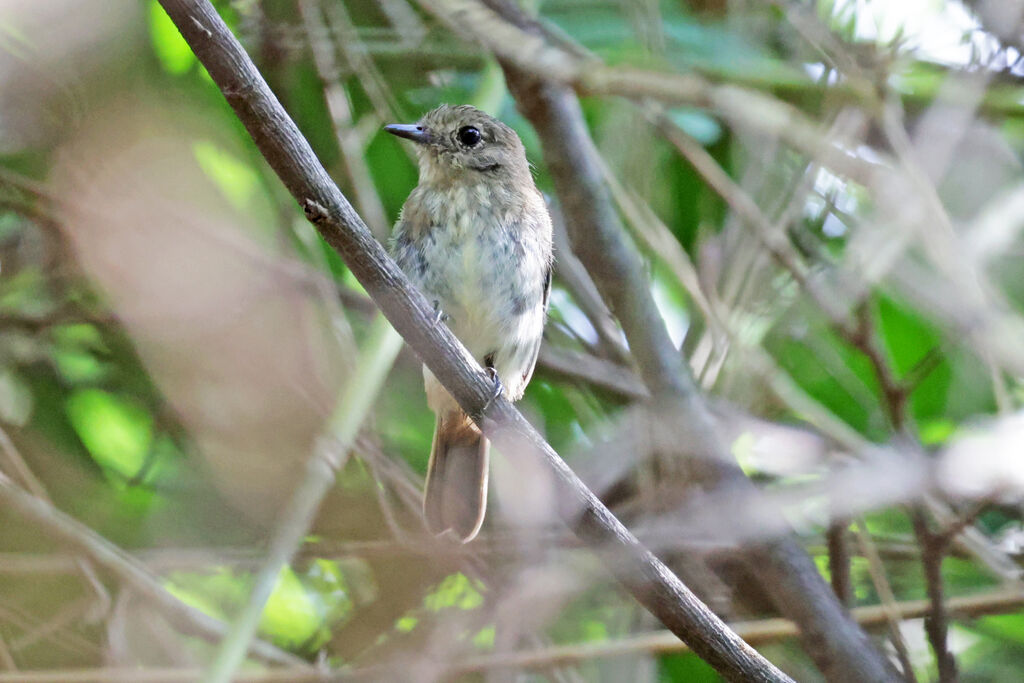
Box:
[386,104,553,543]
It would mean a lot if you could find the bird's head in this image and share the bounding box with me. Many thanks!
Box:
[385,104,530,186]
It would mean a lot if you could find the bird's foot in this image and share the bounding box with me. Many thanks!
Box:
[431,299,450,324]
[482,367,504,412]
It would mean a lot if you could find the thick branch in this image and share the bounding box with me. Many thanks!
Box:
[156,1,789,680]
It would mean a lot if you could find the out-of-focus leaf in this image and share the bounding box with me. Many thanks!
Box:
[260,566,322,649]
[51,348,106,383]
[919,418,956,446]
[66,388,153,479]
[473,625,495,648]
[968,612,1024,646]
[192,141,260,210]
[395,615,418,633]
[875,294,951,422]
[768,323,884,439]
[659,652,721,682]
[424,572,484,611]
[165,579,229,622]
[666,108,723,145]
[148,0,195,75]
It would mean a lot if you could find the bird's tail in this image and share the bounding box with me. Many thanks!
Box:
[423,410,489,543]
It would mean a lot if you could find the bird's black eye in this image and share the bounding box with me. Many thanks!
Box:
[457,126,481,147]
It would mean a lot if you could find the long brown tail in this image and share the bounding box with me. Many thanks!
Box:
[423,410,489,543]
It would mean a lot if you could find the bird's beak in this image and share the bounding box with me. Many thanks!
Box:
[384,123,431,144]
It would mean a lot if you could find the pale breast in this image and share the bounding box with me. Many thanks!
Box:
[391,183,551,368]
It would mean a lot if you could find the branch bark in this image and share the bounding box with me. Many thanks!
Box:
[156,1,790,680]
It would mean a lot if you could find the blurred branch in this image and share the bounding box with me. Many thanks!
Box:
[537,346,647,401]
[0,427,110,623]
[549,206,631,363]
[0,474,305,668]
[298,0,391,241]
[205,315,403,682]
[826,520,852,607]
[911,511,959,683]
[650,106,857,331]
[0,635,14,671]
[450,586,1024,673]
[414,0,886,186]
[0,599,96,661]
[6,585,1024,681]
[853,519,916,682]
[484,2,898,680]
[155,1,791,680]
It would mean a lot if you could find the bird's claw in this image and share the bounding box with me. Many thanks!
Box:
[431,299,450,324]
[483,367,504,412]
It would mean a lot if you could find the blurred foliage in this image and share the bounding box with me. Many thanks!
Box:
[0,0,1023,680]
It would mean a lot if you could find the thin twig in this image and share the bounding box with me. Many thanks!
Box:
[156,2,791,680]
[853,519,917,682]
[826,519,853,608]
[3,585,1024,682]
[911,510,959,683]
[0,634,15,671]
[298,0,391,241]
[204,315,403,682]
[491,3,897,678]
[0,474,305,668]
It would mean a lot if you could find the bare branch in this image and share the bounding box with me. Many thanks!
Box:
[155,1,792,679]
[479,2,897,679]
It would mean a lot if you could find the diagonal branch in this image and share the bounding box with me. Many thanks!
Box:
[460,1,898,680]
[428,2,901,679]
[156,0,790,680]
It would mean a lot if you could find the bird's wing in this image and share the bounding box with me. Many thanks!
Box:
[519,266,552,387]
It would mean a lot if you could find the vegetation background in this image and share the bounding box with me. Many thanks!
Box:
[2,0,1024,680]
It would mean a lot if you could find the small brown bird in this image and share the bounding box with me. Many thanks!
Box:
[386,105,553,542]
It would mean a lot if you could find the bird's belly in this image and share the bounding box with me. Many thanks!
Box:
[417,226,542,363]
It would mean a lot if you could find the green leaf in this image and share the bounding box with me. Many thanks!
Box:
[395,615,418,633]
[473,625,496,649]
[51,348,106,383]
[192,141,261,210]
[148,0,195,75]
[66,389,153,479]
[259,567,322,649]
[876,294,951,423]
[424,572,484,611]
[659,652,721,682]
[666,108,723,145]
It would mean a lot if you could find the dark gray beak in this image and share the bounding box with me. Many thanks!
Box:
[384,123,431,144]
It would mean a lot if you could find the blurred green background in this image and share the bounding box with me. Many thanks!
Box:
[2,0,1024,680]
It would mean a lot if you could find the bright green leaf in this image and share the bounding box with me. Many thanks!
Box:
[148,0,195,75]
[66,389,152,479]
[52,348,106,383]
[396,615,418,633]
[192,141,260,210]
[259,567,322,648]
[424,572,484,612]
[472,625,495,649]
